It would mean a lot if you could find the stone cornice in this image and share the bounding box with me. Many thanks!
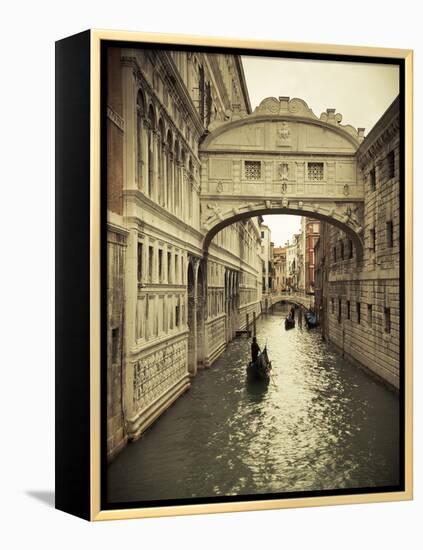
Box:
[201,148,356,158]
[107,106,125,132]
[201,113,360,151]
[356,96,400,166]
[234,56,252,114]
[123,189,205,240]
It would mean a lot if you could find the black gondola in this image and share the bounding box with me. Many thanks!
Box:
[304,310,319,329]
[246,346,272,382]
[285,316,295,330]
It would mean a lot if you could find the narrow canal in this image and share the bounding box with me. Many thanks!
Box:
[107,303,400,504]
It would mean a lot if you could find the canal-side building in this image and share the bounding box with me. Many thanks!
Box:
[260,224,273,293]
[106,47,262,460]
[273,246,287,291]
[304,217,320,293]
[316,97,400,389]
[285,239,297,290]
[287,231,305,291]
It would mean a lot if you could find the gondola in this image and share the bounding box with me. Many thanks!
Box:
[285,316,295,330]
[246,346,272,382]
[304,310,319,329]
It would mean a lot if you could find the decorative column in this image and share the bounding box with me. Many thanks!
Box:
[141,118,149,193]
[162,143,168,208]
[122,62,137,190]
[153,129,160,203]
[170,152,175,214]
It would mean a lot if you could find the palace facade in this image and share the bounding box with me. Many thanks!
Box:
[106,47,263,461]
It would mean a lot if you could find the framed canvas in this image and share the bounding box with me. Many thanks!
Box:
[55,29,413,521]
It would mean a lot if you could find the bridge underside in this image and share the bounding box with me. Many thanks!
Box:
[201,202,364,262]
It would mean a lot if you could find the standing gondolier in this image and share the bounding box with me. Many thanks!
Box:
[251,336,260,364]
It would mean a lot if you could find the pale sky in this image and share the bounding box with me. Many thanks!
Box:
[241,55,400,247]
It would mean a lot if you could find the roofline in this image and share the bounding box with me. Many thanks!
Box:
[357,95,400,158]
[235,56,252,114]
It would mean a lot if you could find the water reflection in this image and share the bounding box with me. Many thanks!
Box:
[108,303,400,503]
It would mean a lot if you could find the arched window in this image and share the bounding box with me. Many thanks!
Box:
[181,149,186,220]
[157,119,165,205]
[166,131,173,212]
[136,91,146,190]
[188,158,194,221]
[174,140,180,216]
[147,105,156,198]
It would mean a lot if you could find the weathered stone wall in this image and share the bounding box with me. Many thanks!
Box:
[107,228,128,461]
[319,98,400,389]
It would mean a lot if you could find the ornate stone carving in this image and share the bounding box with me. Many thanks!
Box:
[278,162,289,180]
[343,205,362,232]
[216,180,223,193]
[276,123,291,147]
[202,203,222,225]
[107,106,125,131]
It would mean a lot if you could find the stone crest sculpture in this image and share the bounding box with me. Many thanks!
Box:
[276,122,291,147]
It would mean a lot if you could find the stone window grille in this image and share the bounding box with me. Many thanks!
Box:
[307,162,324,181]
[245,160,261,180]
[357,302,361,324]
[384,307,391,333]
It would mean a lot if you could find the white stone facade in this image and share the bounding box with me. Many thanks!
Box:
[106,48,261,460]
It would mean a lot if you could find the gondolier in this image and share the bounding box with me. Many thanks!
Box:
[247,342,272,382]
[251,336,260,364]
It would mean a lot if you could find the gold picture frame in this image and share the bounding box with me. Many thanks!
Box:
[55,29,413,521]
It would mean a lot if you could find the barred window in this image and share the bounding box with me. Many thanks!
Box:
[369,168,376,191]
[308,162,324,181]
[245,160,261,180]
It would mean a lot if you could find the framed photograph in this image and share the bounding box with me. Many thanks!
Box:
[55,30,413,521]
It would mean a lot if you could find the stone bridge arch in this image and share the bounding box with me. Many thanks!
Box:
[199,96,366,260]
